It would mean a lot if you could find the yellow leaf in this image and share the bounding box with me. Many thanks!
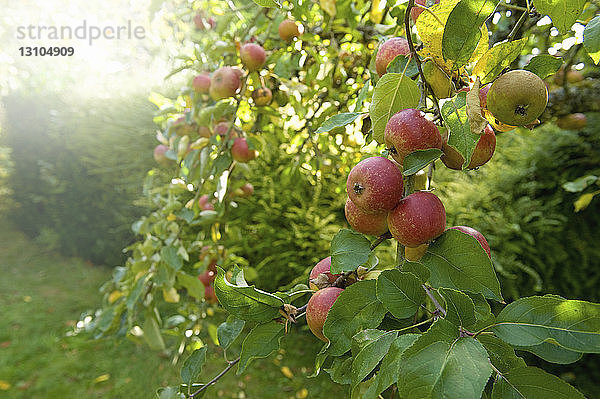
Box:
[466,79,487,135]
[280,366,294,379]
[162,287,180,303]
[369,0,383,23]
[320,0,336,17]
[166,213,177,221]
[0,380,11,390]
[574,192,599,212]
[296,388,309,399]
[472,39,527,84]
[93,374,110,384]
[23,296,32,303]
[108,290,122,304]
[416,0,488,73]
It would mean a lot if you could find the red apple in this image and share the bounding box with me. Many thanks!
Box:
[556,113,587,130]
[198,194,214,211]
[198,125,211,138]
[344,197,389,236]
[384,108,442,166]
[153,144,170,165]
[172,116,195,136]
[306,287,344,342]
[252,87,273,106]
[441,124,496,170]
[479,83,491,110]
[240,183,254,197]
[388,191,446,247]
[278,19,300,41]
[448,226,491,257]
[231,137,258,162]
[375,37,410,77]
[192,72,211,93]
[210,67,241,100]
[204,285,218,303]
[309,256,342,290]
[193,14,205,30]
[346,156,404,213]
[240,43,266,72]
[411,0,440,22]
[198,270,216,286]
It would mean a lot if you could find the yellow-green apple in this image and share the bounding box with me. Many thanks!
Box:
[487,70,548,126]
[556,113,587,130]
[278,19,300,41]
[252,87,273,106]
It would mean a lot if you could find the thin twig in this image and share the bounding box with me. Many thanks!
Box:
[189,357,241,397]
[422,284,446,316]
[404,0,441,116]
[371,232,392,250]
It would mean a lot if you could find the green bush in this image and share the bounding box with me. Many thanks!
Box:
[1,91,157,265]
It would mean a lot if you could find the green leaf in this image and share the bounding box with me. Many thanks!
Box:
[472,39,528,84]
[439,287,477,328]
[376,270,425,319]
[323,280,387,356]
[442,0,498,69]
[156,386,184,399]
[467,292,495,330]
[238,322,285,374]
[477,335,526,374]
[492,295,600,353]
[369,73,420,144]
[213,267,283,322]
[402,260,431,283]
[251,0,281,8]
[397,319,492,399]
[330,229,372,274]
[441,92,480,168]
[181,347,207,387]
[403,149,443,176]
[142,312,166,351]
[420,229,503,301]
[491,366,585,398]
[315,113,364,134]
[533,0,585,35]
[351,330,398,395]
[325,356,353,385]
[524,55,563,79]
[161,246,183,270]
[516,341,583,364]
[362,334,419,399]
[127,274,149,310]
[386,55,419,78]
[563,175,598,192]
[217,317,245,350]
[584,15,600,64]
[176,272,204,300]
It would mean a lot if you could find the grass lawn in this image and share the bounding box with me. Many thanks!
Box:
[0,221,345,398]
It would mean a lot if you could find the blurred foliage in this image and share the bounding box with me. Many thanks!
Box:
[437,113,600,302]
[1,91,157,265]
